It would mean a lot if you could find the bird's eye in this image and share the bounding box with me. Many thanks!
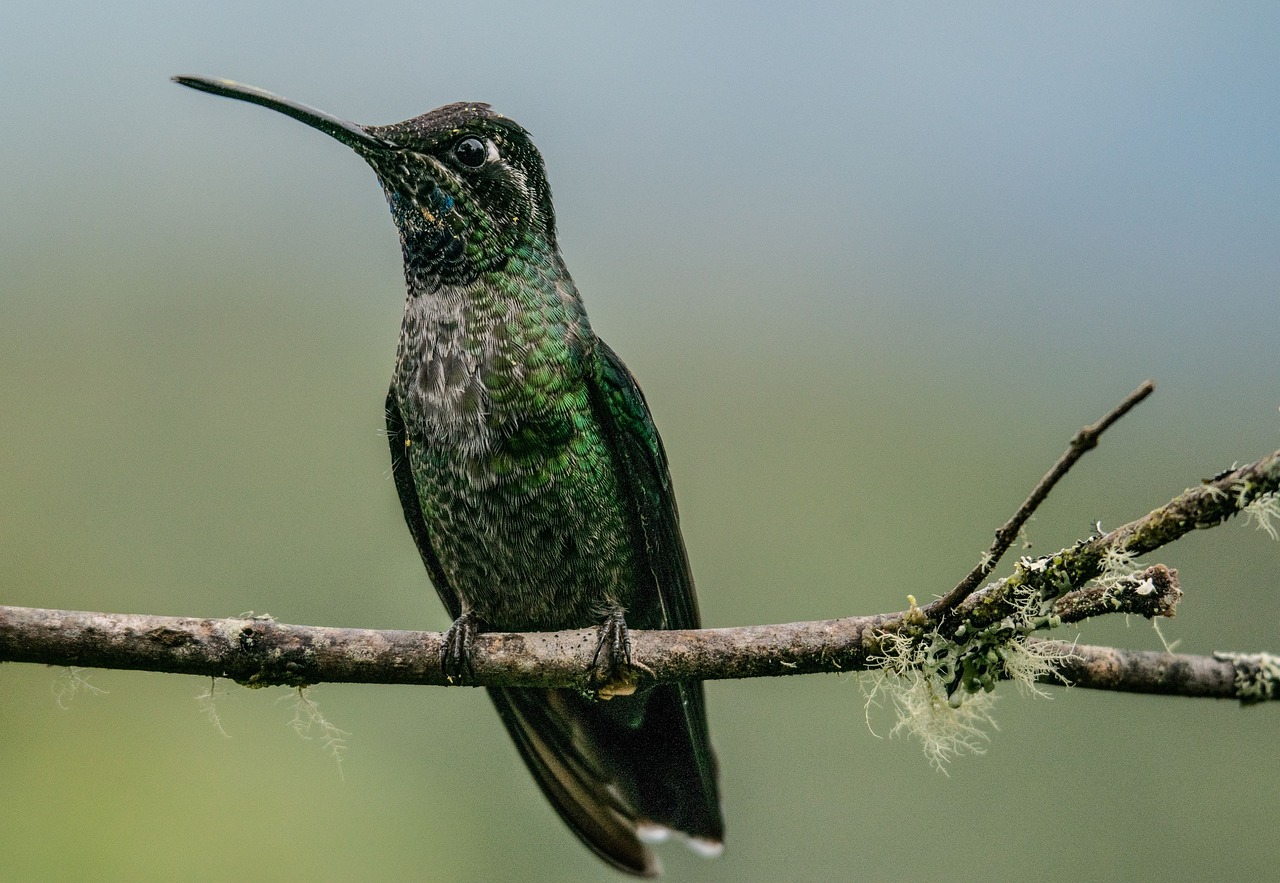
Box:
[453,137,488,169]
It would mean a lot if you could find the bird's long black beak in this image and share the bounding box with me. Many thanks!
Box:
[173,75,395,152]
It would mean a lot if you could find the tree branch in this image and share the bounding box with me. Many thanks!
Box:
[1038,642,1280,703]
[1,603,1277,704]
[3,425,1277,712]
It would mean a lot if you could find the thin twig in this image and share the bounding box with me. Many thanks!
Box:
[930,380,1156,618]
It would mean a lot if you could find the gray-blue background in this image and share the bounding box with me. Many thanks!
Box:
[2,4,1277,880]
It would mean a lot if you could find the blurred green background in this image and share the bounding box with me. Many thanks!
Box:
[2,3,1278,881]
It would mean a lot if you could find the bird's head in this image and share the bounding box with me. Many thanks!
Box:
[174,76,556,286]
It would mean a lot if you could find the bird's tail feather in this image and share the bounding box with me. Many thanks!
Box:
[488,683,722,877]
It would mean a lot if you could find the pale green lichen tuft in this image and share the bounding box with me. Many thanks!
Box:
[1200,481,1229,502]
[195,676,232,738]
[51,667,108,710]
[865,583,1077,770]
[1092,545,1142,596]
[1213,650,1280,705]
[999,635,1076,698]
[864,662,997,772]
[285,686,350,778]
[1240,490,1280,541]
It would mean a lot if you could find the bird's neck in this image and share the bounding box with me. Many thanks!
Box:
[393,236,593,446]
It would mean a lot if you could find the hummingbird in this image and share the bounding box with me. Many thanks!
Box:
[174,76,724,875]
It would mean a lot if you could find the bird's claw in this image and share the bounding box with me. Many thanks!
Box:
[442,611,479,684]
[591,610,637,699]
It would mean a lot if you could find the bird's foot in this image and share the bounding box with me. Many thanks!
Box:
[591,609,638,699]
[441,610,480,684]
